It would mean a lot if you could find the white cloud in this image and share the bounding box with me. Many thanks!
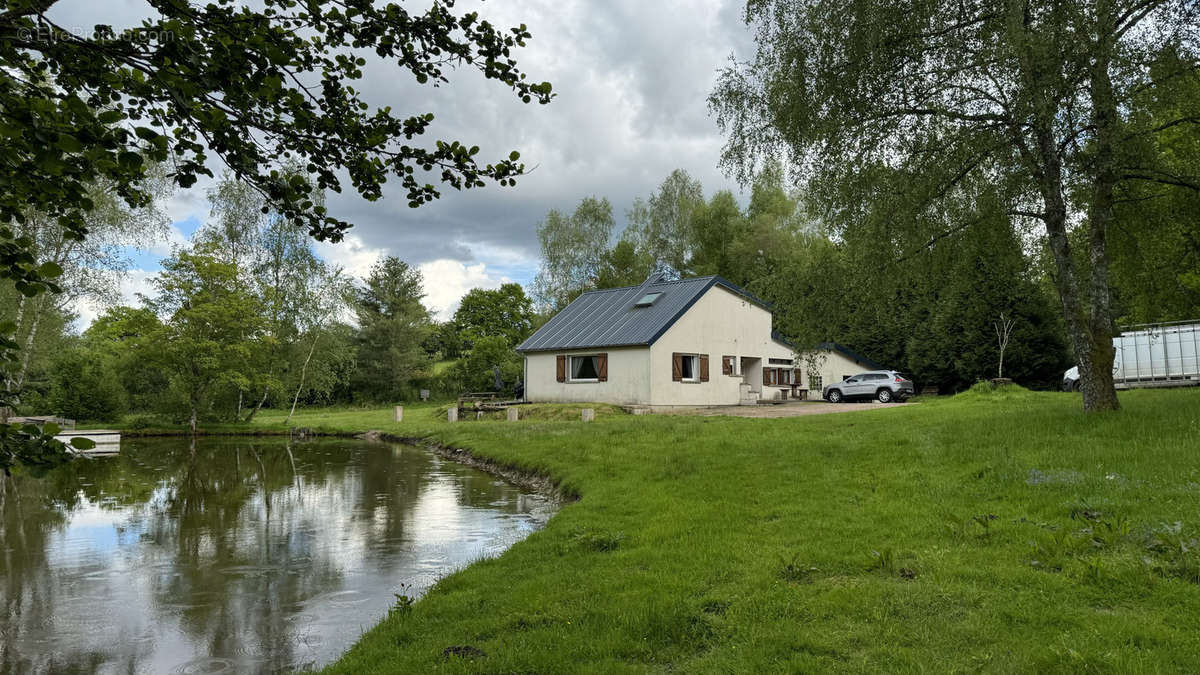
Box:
[314,234,384,281]
[417,259,511,321]
[143,222,191,256]
[72,269,157,331]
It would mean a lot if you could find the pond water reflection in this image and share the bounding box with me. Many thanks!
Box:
[0,436,555,674]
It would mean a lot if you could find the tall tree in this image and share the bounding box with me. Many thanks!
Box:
[453,283,534,349]
[594,238,655,289]
[82,306,168,412]
[627,169,704,273]
[1107,51,1200,323]
[532,197,615,309]
[689,190,749,280]
[285,267,355,424]
[146,242,266,432]
[712,0,1200,411]
[3,173,169,396]
[197,171,346,421]
[353,257,431,401]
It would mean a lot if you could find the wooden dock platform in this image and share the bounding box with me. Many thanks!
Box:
[54,430,121,456]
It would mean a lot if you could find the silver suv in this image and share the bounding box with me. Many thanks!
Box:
[823,371,914,403]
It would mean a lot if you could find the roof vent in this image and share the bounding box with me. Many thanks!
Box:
[634,292,662,307]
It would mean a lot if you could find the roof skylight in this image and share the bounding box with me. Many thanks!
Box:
[634,292,662,307]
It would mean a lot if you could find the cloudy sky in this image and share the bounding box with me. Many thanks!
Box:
[50,0,757,323]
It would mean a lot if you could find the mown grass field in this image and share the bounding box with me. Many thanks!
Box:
[265,388,1200,673]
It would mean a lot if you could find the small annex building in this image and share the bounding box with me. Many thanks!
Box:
[515,274,882,408]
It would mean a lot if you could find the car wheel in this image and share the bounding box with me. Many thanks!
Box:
[877,388,893,403]
[1071,380,1081,392]
[827,389,843,403]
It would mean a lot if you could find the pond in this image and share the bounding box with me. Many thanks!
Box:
[0,436,557,674]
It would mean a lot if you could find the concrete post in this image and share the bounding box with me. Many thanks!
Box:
[581,408,595,422]
[506,407,519,422]
[447,407,458,423]
[393,405,403,423]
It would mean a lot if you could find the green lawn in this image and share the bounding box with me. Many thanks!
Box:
[271,388,1200,673]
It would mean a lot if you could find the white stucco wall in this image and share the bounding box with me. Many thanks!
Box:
[523,346,650,405]
[798,350,886,394]
[648,285,794,406]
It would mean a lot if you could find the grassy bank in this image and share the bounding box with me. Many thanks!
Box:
[276,389,1200,673]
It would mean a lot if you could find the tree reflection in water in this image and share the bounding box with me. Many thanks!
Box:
[0,436,554,674]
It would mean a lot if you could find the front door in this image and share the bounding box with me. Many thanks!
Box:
[740,357,761,393]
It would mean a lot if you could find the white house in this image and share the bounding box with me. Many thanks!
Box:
[516,274,883,408]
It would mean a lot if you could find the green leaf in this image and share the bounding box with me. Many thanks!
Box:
[38,261,63,278]
[56,134,84,153]
[70,437,97,450]
[118,151,144,169]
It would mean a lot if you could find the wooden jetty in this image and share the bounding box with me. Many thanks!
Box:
[7,415,76,429]
[54,430,121,456]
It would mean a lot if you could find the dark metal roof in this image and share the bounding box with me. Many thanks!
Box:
[818,342,884,370]
[516,275,768,353]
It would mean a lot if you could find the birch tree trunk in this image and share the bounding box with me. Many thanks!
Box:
[285,332,320,425]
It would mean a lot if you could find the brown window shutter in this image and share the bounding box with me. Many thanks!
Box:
[556,355,566,382]
[597,353,608,382]
[672,352,682,381]
[763,367,770,386]
[794,368,802,386]
[699,354,710,382]
[722,356,732,375]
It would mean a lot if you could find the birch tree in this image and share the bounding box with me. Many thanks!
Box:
[532,197,615,309]
[285,266,354,424]
[3,173,169,396]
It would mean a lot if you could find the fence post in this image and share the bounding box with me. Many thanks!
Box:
[447,407,458,423]
[581,408,595,422]
[393,405,403,423]
[506,407,519,422]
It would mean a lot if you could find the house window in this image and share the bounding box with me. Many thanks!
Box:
[570,355,600,381]
[680,354,699,382]
[672,352,708,382]
[810,374,822,390]
[769,358,794,365]
[722,355,736,376]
